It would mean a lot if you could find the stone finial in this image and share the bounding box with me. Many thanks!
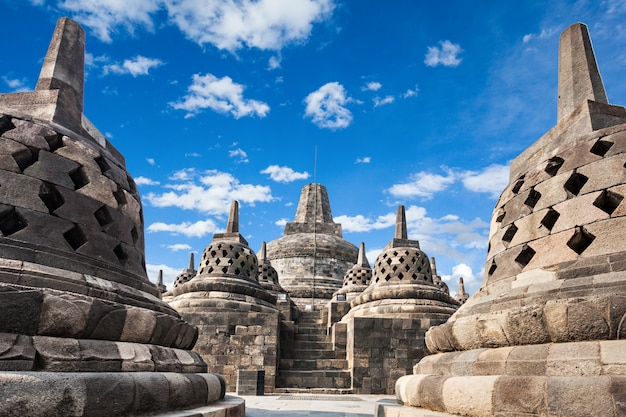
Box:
[36,17,85,132]
[395,205,408,240]
[430,257,438,276]
[226,200,239,233]
[157,270,164,286]
[557,22,608,121]
[188,253,195,270]
[284,183,342,237]
[212,200,248,244]
[259,241,268,263]
[357,242,369,267]
[454,277,469,304]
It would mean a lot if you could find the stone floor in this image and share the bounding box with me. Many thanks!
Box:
[242,394,395,417]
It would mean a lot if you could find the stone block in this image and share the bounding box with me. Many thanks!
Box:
[0,333,35,371]
[547,341,601,376]
[0,286,43,335]
[38,292,90,339]
[83,372,135,416]
[33,335,80,371]
[506,344,549,376]
[546,376,614,416]
[116,341,154,372]
[493,376,546,414]
[130,372,169,413]
[441,376,497,416]
[473,346,513,375]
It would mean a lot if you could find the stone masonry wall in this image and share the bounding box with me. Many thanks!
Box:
[347,316,441,394]
[180,308,280,393]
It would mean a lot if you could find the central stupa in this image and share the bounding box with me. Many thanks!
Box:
[266,183,358,304]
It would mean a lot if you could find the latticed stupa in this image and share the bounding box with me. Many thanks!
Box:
[334,241,372,302]
[266,183,358,303]
[0,18,238,416]
[391,22,626,417]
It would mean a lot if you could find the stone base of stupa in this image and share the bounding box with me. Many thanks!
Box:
[375,340,626,417]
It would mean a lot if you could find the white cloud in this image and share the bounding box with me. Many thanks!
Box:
[522,27,558,43]
[373,95,395,107]
[304,82,352,129]
[362,81,382,91]
[366,248,382,265]
[171,73,270,119]
[261,165,310,183]
[103,55,164,77]
[275,218,289,226]
[425,40,463,67]
[388,169,456,199]
[148,219,221,237]
[268,55,282,70]
[461,164,509,199]
[334,212,395,232]
[145,169,273,214]
[146,158,156,165]
[185,152,201,157]
[58,0,159,43]
[146,263,181,290]
[229,148,249,163]
[135,176,160,186]
[355,157,371,164]
[403,86,419,98]
[163,0,335,51]
[167,243,192,251]
[2,76,29,92]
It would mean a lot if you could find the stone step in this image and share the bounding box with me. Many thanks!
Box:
[280,358,348,370]
[281,349,346,360]
[296,326,328,335]
[276,370,352,390]
[293,340,334,350]
[294,333,330,342]
[273,387,354,395]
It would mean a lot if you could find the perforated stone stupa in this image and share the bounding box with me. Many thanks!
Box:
[334,241,372,302]
[390,22,626,417]
[0,18,238,416]
[266,183,358,302]
[166,201,281,392]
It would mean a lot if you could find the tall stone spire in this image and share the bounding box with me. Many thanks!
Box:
[429,257,438,276]
[386,205,419,250]
[284,183,342,237]
[188,252,195,270]
[357,242,369,267]
[213,200,247,244]
[557,23,607,121]
[455,277,468,304]
[259,241,268,263]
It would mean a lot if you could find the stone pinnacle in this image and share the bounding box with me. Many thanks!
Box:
[226,200,239,233]
[188,253,195,271]
[557,22,608,121]
[395,205,408,240]
[357,242,369,267]
[157,270,163,286]
[260,241,268,263]
[430,257,438,276]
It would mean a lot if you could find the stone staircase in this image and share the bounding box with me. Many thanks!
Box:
[276,309,351,393]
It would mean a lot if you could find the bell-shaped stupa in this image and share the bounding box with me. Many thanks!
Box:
[0,18,234,416]
[266,183,358,303]
[334,241,372,302]
[393,23,626,417]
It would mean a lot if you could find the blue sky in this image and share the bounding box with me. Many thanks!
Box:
[2,0,626,295]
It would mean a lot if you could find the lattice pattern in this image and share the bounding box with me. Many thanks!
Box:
[342,265,372,287]
[198,241,258,281]
[373,248,432,284]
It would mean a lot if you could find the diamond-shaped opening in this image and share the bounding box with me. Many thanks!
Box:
[524,188,541,209]
[404,264,410,271]
[512,176,525,194]
[130,226,139,244]
[384,274,391,281]
[544,156,565,177]
[95,156,111,174]
[222,250,228,257]
[392,265,398,272]
[63,225,87,250]
[563,172,588,197]
[215,258,221,265]
[12,147,37,172]
[495,209,506,223]
[540,208,560,231]
[208,266,214,273]
[0,115,16,135]
[590,139,614,157]
[567,227,596,255]
[393,251,398,256]
[69,167,89,189]
[210,250,217,257]
[94,205,113,226]
[397,272,404,280]
[221,266,228,274]
[45,133,63,152]
[488,260,497,276]
[515,245,536,268]
[398,256,405,263]
[386,258,392,265]
[234,268,241,275]
[502,223,518,244]
[593,190,624,215]
[113,186,127,205]
[417,266,422,273]
[411,273,418,280]
[0,207,27,236]
[113,243,128,264]
[39,182,64,214]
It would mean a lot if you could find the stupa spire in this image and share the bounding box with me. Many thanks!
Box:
[213,200,247,244]
[357,242,369,267]
[259,241,268,263]
[188,253,195,270]
[395,205,408,240]
[557,22,608,121]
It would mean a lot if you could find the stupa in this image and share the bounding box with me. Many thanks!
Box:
[166,201,281,392]
[266,183,358,303]
[0,18,240,416]
[333,241,372,302]
[390,23,626,417]
[338,206,459,394]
